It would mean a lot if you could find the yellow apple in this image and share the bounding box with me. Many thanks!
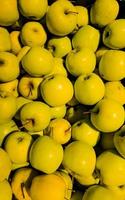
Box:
[0,27,11,52]
[0,180,12,200]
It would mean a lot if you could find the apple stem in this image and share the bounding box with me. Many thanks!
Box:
[65,127,71,134]
[83,111,91,115]
[19,119,31,130]
[65,10,78,15]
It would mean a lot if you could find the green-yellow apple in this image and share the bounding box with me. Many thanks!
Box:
[113,125,125,158]
[46,0,77,36]
[17,46,31,63]
[74,73,105,105]
[40,74,74,106]
[47,36,72,58]
[0,0,19,26]
[0,79,19,97]
[62,140,96,177]
[0,27,11,52]
[20,101,51,132]
[100,132,115,150]
[99,50,125,81]
[10,30,22,55]
[82,185,115,200]
[0,51,20,82]
[103,19,125,49]
[15,96,32,120]
[96,150,125,186]
[0,180,12,200]
[90,98,125,132]
[0,147,12,182]
[18,75,43,100]
[50,104,67,119]
[0,92,17,124]
[71,118,100,147]
[18,0,48,20]
[45,118,71,144]
[71,190,83,200]
[4,131,34,165]
[90,0,119,27]
[66,47,96,77]
[29,135,63,173]
[0,120,18,146]
[72,25,100,52]
[20,21,47,47]
[47,57,68,77]
[104,81,125,105]
[30,173,68,200]
[21,46,54,77]
[11,167,38,200]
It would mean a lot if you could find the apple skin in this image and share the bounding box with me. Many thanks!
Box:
[66,48,96,77]
[0,79,19,97]
[17,46,31,63]
[20,101,51,132]
[50,104,67,119]
[0,27,11,52]
[21,46,54,77]
[20,21,47,47]
[29,135,63,174]
[74,73,105,105]
[91,98,125,133]
[72,25,100,52]
[103,19,125,49]
[75,5,89,29]
[10,30,22,55]
[99,50,125,81]
[0,180,12,200]
[46,0,77,36]
[0,51,20,82]
[40,74,74,107]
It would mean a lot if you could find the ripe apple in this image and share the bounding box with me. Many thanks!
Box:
[40,74,74,106]
[104,81,125,105]
[45,118,71,144]
[71,118,100,147]
[0,148,12,182]
[10,30,22,55]
[90,98,125,132]
[0,27,11,52]
[66,47,96,77]
[4,131,34,165]
[0,120,18,146]
[46,0,77,36]
[20,21,47,47]
[20,101,51,132]
[62,140,96,177]
[29,135,63,173]
[96,150,125,186]
[21,46,54,77]
[72,25,100,52]
[90,0,119,27]
[0,180,12,200]
[18,0,48,20]
[0,51,20,82]
[11,167,38,200]
[0,92,17,124]
[47,36,72,58]
[50,104,67,119]
[0,0,19,26]
[99,50,125,81]
[0,79,19,97]
[103,19,125,49]
[74,73,105,105]
[18,75,43,100]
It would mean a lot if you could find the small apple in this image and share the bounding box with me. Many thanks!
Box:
[21,46,54,77]
[0,51,20,82]
[4,131,34,164]
[29,135,63,173]
[46,0,77,36]
[18,75,43,100]
[0,79,19,97]
[66,47,96,77]
[20,21,47,47]
[45,118,71,144]
[0,180,12,200]
[90,98,125,132]
[99,50,125,81]
[10,30,22,55]
[20,101,51,132]
[40,74,74,107]
[74,73,105,105]
[47,36,72,58]
[0,27,11,52]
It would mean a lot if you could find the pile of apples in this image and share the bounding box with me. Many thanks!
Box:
[1,0,125,199]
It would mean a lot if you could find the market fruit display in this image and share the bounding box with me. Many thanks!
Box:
[1,0,125,199]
